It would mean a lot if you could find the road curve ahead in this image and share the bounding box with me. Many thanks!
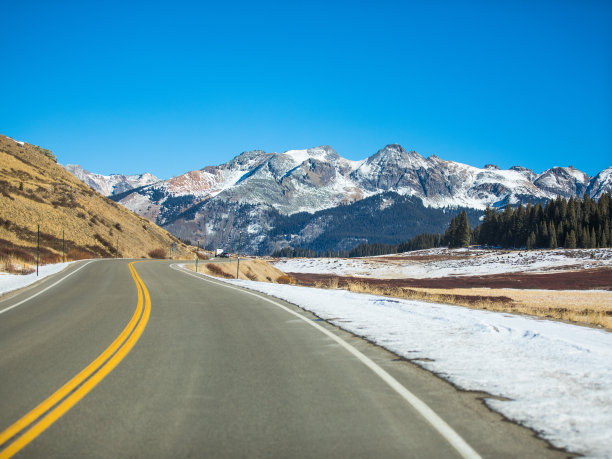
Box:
[0,260,567,458]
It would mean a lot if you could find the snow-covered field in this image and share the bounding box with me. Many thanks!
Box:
[273,248,612,279]
[0,262,74,296]
[215,276,612,458]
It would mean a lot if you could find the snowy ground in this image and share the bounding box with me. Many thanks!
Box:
[0,262,75,296]
[213,276,612,458]
[273,248,612,279]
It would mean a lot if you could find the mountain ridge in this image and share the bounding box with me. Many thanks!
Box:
[62,164,159,196]
[94,144,611,217]
[61,142,612,254]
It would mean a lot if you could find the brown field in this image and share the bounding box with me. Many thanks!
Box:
[0,134,193,271]
[288,268,612,290]
[288,270,612,329]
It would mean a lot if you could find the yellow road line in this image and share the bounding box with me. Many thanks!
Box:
[0,261,151,458]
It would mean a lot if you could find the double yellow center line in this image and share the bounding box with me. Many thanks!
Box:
[0,261,151,458]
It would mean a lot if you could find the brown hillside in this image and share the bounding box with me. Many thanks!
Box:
[0,134,192,267]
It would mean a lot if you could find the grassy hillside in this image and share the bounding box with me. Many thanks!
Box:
[0,134,192,271]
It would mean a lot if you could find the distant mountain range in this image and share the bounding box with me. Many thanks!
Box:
[65,144,612,254]
[62,164,159,196]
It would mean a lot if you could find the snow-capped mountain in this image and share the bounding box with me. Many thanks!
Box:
[112,144,607,220]
[533,166,590,198]
[587,167,612,200]
[83,144,610,253]
[63,164,159,196]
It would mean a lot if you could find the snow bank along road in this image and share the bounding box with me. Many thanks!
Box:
[0,260,565,458]
[217,276,612,459]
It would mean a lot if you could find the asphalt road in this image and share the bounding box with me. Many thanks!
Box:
[0,259,569,458]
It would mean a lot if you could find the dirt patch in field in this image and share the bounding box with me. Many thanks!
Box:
[288,267,612,291]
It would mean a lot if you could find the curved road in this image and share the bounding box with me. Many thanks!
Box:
[0,260,567,458]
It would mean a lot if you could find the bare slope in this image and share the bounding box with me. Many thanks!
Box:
[186,258,288,283]
[0,134,191,266]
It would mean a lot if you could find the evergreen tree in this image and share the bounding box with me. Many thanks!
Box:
[549,222,558,248]
[557,222,565,248]
[513,204,526,246]
[602,221,610,247]
[565,229,577,249]
[458,210,471,247]
[538,221,547,247]
[526,231,536,249]
[445,216,459,248]
[445,211,471,248]
[578,226,587,248]
[480,206,494,245]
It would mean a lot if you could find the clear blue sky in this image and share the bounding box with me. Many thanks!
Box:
[2,0,611,179]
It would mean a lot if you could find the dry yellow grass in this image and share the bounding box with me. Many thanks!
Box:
[409,287,612,329]
[308,277,612,330]
[186,258,289,283]
[2,255,35,274]
[0,134,193,269]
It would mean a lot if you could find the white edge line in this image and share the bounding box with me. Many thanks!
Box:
[171,263,482,459]
[0,260,96,315]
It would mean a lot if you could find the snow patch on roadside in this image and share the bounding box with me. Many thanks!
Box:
[0,263,75,296]
[218,277,612,458]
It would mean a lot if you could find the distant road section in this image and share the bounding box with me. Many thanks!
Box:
[0,260,565,458]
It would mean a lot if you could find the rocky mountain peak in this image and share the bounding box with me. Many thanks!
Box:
[587,167,612,199]
[534,166,591,198]
[365,144,428,170]
[223,150,273,171]
[510,166,533,173]
[509,166,536,181]
[372,144,407,161]
[280,145,340,166]
[309,145,340,162]
[62,164,159,196]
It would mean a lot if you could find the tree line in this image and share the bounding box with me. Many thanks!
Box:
[272,231,446,258]
[474,193,611,249]
[272,193,612,257]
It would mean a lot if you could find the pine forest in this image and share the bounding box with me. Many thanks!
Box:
[273,193,612,257]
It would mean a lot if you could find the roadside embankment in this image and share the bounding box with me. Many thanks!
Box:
[185,258,291,283]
